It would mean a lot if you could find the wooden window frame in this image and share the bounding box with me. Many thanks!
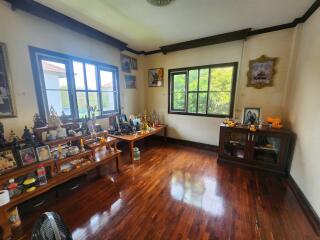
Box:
[168,62,238,118]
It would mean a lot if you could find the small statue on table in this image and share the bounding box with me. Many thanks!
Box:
[33,113,46,129]
[47,106,62,128]
[0,121,6,148]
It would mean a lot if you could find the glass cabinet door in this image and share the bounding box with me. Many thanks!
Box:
[251,133,283,165]
[222,130,248,160]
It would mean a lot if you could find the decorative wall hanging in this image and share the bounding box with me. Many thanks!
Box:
[148,68,164,87]
[124,75,136,89]
[0,42,16,118]
[247,55,277,89]
[121,54,138,73]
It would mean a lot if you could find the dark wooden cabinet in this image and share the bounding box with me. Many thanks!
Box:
[218,125,294,176]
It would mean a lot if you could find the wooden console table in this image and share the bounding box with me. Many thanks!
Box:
[108,124,167,163]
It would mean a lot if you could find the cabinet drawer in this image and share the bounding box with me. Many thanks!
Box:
[56,175,87,198]
[18,190,56,217]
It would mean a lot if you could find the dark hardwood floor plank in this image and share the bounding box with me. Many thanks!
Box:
[11,141,319,240]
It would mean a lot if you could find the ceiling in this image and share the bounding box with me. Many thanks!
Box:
[35,0,314,51]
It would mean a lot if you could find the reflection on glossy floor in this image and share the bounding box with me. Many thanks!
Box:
[14,141,319,240]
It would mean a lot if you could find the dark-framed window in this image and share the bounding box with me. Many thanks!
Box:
[168,62,238,118]
[29,46,120,120]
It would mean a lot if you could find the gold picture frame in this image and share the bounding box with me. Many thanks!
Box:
[247,55,277,89]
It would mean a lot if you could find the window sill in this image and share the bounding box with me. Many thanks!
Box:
[168,111,231,119]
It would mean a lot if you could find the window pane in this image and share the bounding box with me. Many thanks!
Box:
[76,92,88,118]
[41,60,68,90]
[100,70,114,91]
[208,92,231,115]
[199,69,209,91]
[188,70,198,91]
[187,93,197,113]
[173,74,186,93]
[210,67,234,91]
[173,93,185,110]
[85,64,97,90]
[102,92,115,111]
[73,61,85,90]
[46,90,71,116]
[198,92,208,114]
[88,92,100,115]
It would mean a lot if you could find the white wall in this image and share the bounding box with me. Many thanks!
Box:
[144,29,294,145]
[0,1,144,136]
[144,41,244,145]
[286,9,320,216]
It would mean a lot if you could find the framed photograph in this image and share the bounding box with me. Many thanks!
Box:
[0,149,17,174]
[130,57,138,70]
[124,75,136,89]
[243,107,261,125]
[36,145,51,162]
[19,147,37,166]
[0,42,16,118]
[148,68,164,87]
[247,55,277,89]
[121,54,131,73]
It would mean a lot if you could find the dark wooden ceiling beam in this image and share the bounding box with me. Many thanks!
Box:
[160,29,251,54]
[4,0,320,56]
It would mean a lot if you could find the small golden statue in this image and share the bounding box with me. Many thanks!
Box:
[47,106,62,128]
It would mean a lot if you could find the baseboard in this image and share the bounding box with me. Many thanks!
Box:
[151,135,219,152]
[287,175,320,236]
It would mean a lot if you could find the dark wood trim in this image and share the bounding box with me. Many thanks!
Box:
[4,0,320,55]
[168,62,238,118]
[160,29,251,54]
[149,0,320,54]
[287,175,320,236]
[151,135,218,152]
[5,0,128,50]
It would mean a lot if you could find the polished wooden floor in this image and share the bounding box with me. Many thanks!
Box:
[13,141,319,240]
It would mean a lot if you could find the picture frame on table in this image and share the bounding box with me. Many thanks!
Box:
[19,147,37,166]
[36,145,51,162]
[242,107,261,125]
[0,149,17,174]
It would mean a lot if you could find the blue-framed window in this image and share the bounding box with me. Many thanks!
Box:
[29,47,120,120]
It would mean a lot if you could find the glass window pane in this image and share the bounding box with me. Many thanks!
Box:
[210,67,234,91]
[198,92,207,114]
[102,92,115,111]
[173,74,186,93]
[88,92,100,115]
[76,92,88,118]
[41,60,68,90]
[188,70,198,91]
[173,92,185,110]
[46,90,71,116]
[208,92,231,115]
[73,61,85,90]
[199,69,209,91]
[100,70,114,91]
[187,93,197,113]
[85,64,97,90]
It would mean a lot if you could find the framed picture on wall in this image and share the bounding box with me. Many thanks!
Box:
[247,55,277,89]
[148,68,164,87]
[242,107,261,125]
[124,75,136,89]
[0,42,16,118]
